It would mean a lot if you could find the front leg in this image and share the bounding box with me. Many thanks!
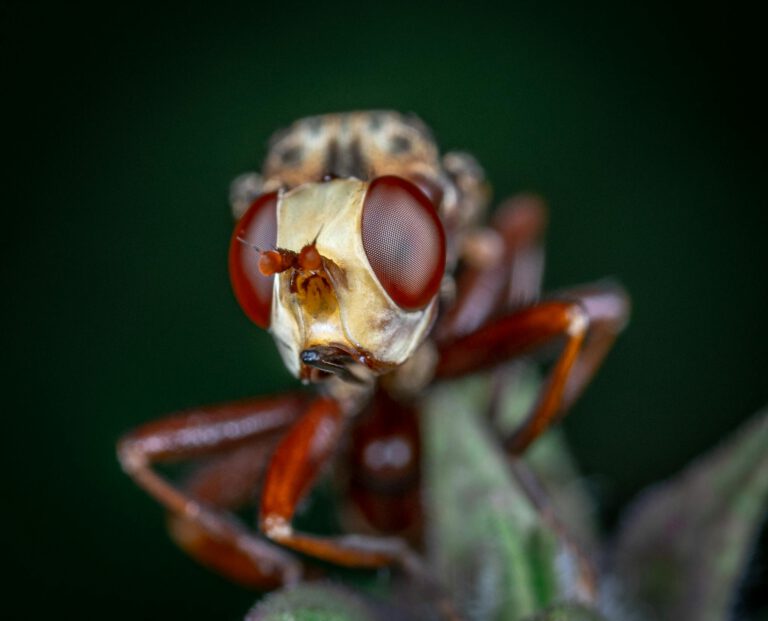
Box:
[117,393,308,588]
[258,397,463,620]
[259,397,417,568]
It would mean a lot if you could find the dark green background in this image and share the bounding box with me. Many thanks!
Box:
[5,2,766,618]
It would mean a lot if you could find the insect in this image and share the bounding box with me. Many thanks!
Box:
[118,111,629,605]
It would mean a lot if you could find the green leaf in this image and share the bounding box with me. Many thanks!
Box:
[613,407,768,621]
[423,376,597,621]
[522,603,608,621]
[245,583,377,621]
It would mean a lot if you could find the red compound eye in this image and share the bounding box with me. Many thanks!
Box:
[362,176,446,310]
[229,192,278,328]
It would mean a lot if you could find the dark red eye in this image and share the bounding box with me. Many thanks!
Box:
[362,176,446,310]
[229,192,278,328]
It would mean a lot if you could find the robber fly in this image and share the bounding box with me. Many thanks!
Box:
[118,111,629,607]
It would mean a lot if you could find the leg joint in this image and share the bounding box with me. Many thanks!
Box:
[566,302,590,338]
[261,514,293,542]
[116,438,146,474]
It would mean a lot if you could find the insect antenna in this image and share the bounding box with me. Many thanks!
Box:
[310,224,324,246]
[236,235,261,254]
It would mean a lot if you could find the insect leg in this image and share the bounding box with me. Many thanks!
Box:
[259,397,411,568]
[346,388,422,538]
[435,193,548,341]
[117,393,308,588]
[259,396,461,618]
[436,282,630,454]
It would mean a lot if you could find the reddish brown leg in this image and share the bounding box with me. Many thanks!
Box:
[258,396,462,619]
[167,438,296,589]
[259,397,418,567]
[436,283,629,454]
[117,394,308,588]
[346,389,422,540]
[435,194,547,342]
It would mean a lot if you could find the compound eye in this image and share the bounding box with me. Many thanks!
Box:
[362,176,446,310]
[229,192,278,328]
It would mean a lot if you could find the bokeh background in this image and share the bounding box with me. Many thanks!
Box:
[5,2,766,618]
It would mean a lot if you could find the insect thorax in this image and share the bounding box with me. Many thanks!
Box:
[262,111,442,188]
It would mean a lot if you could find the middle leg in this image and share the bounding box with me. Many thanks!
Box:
[436,283,629,454]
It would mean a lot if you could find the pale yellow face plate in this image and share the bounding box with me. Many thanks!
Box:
[269,178,437,378]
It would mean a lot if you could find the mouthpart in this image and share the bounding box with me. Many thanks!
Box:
[299,345,372,384]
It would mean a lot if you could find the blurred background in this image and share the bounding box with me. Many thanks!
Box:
[4,1,766,618]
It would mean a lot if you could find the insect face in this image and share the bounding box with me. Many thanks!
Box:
[230,176,446,382]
